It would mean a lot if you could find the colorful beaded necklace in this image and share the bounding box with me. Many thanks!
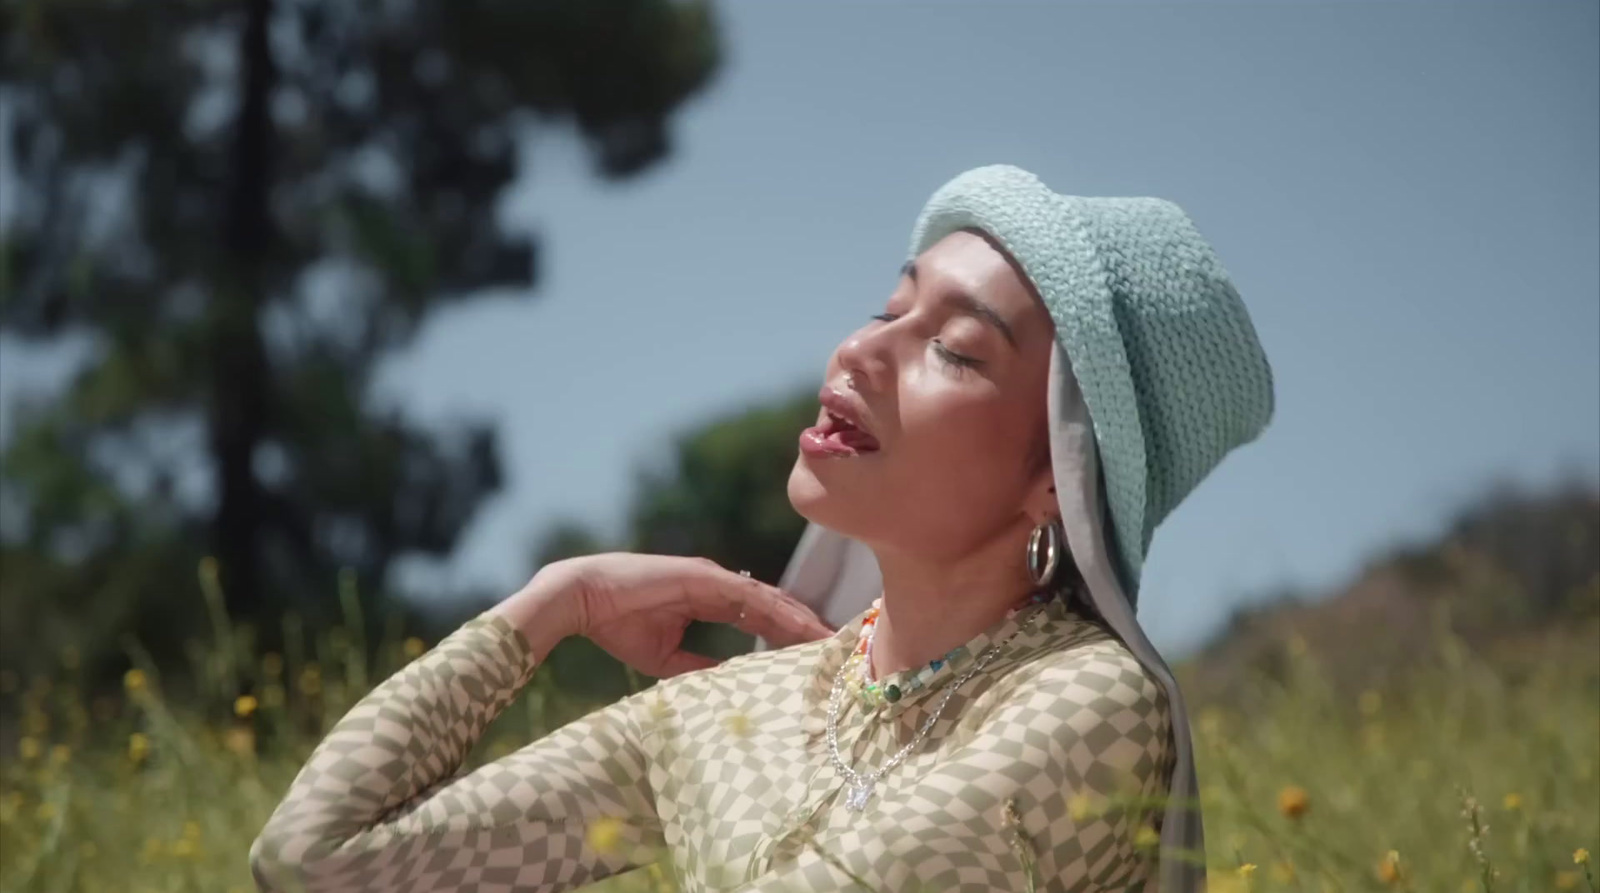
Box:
[847,589,1054,707]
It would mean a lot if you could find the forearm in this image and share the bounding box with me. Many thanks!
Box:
[250,578,580,891]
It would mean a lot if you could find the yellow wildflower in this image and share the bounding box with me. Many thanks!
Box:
[171,837,198,859]
[1576,848,1590,865]
[124,668,147,694]
[128,732,150,763]
[1501,792,1522,811]
[403,637,427,659]
[298,664,322,696]
[18,737,41,761]
[1133,825,1160,850]
[234,694,259,718]
[183,820,202,840]
[1277,785,1310,820]
[648,693,673,722]
[1555,870,1579,890]
[1377,850,1402,885]
[225,727,256,757]
[722,711,753,738]
[1237,863,1258,878]
[1068,792,1100,822]
[35,801,56,822]
[587,817,625,855]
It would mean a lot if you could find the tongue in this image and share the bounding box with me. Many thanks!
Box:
[831,427,880,451]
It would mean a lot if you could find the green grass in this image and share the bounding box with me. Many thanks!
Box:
[1,588,1595,893]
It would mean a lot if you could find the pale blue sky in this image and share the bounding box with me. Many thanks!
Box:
[3,2,1596,654]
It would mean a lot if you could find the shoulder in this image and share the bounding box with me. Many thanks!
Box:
[982,633,1171,768]
[1032,635,1168,720]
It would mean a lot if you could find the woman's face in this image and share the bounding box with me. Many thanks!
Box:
[788,229,1059,558]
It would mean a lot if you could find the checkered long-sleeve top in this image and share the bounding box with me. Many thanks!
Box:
[249,593,1173,893]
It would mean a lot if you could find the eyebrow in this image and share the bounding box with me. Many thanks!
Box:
[900,260,1019,349]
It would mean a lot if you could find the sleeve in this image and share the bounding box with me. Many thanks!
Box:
[736,643,1172,893]
[249,613,664,893]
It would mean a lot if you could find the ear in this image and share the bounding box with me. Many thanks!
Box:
[1022,466,1059,526]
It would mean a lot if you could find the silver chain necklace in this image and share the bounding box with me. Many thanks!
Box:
[826,604,1047,813]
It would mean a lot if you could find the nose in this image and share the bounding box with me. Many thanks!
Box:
[833,323,896,392]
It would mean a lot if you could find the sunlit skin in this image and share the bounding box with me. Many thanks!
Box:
[787,228,1063,680]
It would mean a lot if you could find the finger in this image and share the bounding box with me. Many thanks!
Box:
[727,578,836,643]
[656,650,721,677]
[669,560,835,643]
[773,595,836,639]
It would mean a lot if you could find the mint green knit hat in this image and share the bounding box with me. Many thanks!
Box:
[907,164,1275,598]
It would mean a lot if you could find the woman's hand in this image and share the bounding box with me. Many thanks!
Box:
[494,553,837,678]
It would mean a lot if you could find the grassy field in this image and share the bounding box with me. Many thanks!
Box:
[1,591,1595,893]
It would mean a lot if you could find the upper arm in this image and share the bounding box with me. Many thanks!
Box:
[740,642,1171,893]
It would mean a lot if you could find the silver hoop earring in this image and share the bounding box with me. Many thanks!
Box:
[1026,518,1064,588]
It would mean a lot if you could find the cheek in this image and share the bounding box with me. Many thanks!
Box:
[897,381,1030,479]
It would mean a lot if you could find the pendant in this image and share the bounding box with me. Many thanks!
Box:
[846,781,875,812]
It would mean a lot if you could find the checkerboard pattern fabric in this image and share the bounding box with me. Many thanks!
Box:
[251,594,1173,892]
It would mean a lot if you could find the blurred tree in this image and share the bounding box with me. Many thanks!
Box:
[626,388,821,583]
[0,0,720,679]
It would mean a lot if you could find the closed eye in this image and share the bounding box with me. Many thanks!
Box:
[933,341,982,370]
[868,312,984,371]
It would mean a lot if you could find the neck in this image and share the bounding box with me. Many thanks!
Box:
[866,522,1038,679]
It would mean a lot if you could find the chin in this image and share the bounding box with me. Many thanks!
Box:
[786,457,879,541]
[786,459,827,521]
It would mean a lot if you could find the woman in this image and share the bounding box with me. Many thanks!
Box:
[250,164,1274,893]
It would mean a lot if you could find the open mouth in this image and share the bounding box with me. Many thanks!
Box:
[822,409,880,450]
[801,408,881,456]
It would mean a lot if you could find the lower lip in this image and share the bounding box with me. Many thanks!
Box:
[799,426,880,458]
